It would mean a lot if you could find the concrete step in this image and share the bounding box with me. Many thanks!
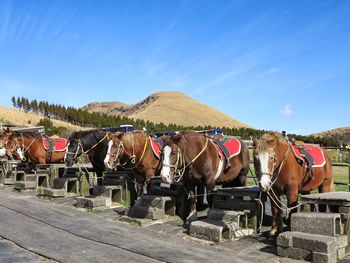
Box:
[14,181,37,190]
[37,188,66,198]
[127,205,167,220]
[207,208,245,223]
[74,196,107,209]
[24,174,37,182]
[291,212,342,237]
[189,219,253,242]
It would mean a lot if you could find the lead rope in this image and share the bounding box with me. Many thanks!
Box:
[266,142,302,218]
[174,138,209,183]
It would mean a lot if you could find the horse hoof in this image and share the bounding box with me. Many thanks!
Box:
[269,228,278,237]
[186,212,198,223]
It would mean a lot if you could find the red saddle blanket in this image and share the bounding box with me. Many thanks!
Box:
[291,144,326,168]
[150,137,161,159]
[42,136,68,152]
[213,137,241,160]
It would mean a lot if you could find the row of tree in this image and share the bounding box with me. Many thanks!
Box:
[11,96,340,146]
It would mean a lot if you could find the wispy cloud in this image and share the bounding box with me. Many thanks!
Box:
[279,104,293,117]
[260,67,279,76]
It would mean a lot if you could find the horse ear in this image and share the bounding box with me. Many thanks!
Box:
[172,133,182,143]
[252,138,259,147]
[106,132,113,140]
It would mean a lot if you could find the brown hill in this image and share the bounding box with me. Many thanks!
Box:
[312,126,350,145]
[82,91,250,128]
[0,105,81,132]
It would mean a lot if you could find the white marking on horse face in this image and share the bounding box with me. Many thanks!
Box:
[256,152,271,192]
[160,145,172,184]
[0,147,6,157]
[64,142,70,163]
[104,140,114,169]
[17,148,26,161]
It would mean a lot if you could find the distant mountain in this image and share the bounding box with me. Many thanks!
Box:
[312,126,350,145]
[82,91,251,128]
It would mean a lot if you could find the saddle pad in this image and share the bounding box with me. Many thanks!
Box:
[42,136,68,152]
[150,137,161,159]
[213,137,241,160]
[292,144,326,168]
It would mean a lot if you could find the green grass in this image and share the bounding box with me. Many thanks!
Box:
[247,162,350,192]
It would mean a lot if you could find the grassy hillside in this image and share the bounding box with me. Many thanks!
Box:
[82,91,251,128]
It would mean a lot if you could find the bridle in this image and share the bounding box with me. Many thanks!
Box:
[163,138,209,183]
[107,133,148,170]
[65,133,107,162]
[255,139,290,191]
[6,134,36,161]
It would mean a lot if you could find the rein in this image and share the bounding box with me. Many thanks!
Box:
[170,138,209,183]
[110,134,149,170]
[65,133,107,159]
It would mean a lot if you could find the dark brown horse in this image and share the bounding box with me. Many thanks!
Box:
[160,131,249,221]
[253,132,334,236]
[104,131,162,205]
[5,132,67,165]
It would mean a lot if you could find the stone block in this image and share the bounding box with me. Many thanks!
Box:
[189,220,226,242]
[207,208,244,223]
[335,235,348,249]
[14,181,36,190]
[140,195,173,209]
[233,228,254,238]
[287,231,338,253]
[127,206,165,220]
[277,246,312,261]
[276,231,294,247]
[3,178,15,185]
[74,196,106,208]
[337,247,346,260]
[25,174,37,182]
[338,206,350,214]
[37,188,66,198]
[313,251,337,263]
[291,212,342,236]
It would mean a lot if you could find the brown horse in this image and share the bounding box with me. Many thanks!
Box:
[104,131,162,205]
[160,131,249,221]
[253,132,334,236]
[0,130,13,157]
[5,132,67,165]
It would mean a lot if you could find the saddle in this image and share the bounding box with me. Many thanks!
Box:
[149,137,162,159]
[211,136,241,171]
[42,135,68,162]
[291,143,325,168]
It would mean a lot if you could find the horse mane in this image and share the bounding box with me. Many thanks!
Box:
[255,132,287,153]
[70,129,103,139]
[10,131,41,139]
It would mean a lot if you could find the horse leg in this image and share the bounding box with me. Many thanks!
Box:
[318,180,334,212]
[269,195,281,237]
[286,186,299,229]
[185,183,197,223]
[196,185,206,211]
[301,191,315,212]
[38,157,46,165]
[127,175,138,207]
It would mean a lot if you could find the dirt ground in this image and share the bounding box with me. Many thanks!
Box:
[0,186,347,263]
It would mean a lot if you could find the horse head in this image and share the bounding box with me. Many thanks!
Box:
[64,132,84,167]
[5,135,24,161]
[104,132,125,169]
[160,133,184,184]
[253,132,288,192]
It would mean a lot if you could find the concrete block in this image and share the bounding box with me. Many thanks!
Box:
[207,208,244,222]
[127,206,165,220]
[140,195,174,209]
[335,235,348,249]
[189,220,226,242]
[74,196,106,208]
[338,206,350,214]
[291,212,342,236]
[37,188,66,198]
[3,177,15,185]
[276,231,294,247]
[25,174,37,182]
[14,181,36,190]
[287,231,338,253]
[233,228,254,238]
[337,247,346,260]
[313,251,337,263]
[277,246,312,261]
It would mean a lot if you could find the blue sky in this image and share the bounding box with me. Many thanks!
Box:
[0,0,349,134]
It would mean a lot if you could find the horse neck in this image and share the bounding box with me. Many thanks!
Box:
[81,132,105,152]
[274,140,293,171]
[123,133,146,158]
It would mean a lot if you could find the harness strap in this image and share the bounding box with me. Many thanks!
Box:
[83,134,108,154]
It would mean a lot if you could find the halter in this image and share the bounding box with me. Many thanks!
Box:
[164,138,209,183]
[256,141,290,191]
[65,134,107,161]
[108,134,148,170]
[7,134,36,161]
